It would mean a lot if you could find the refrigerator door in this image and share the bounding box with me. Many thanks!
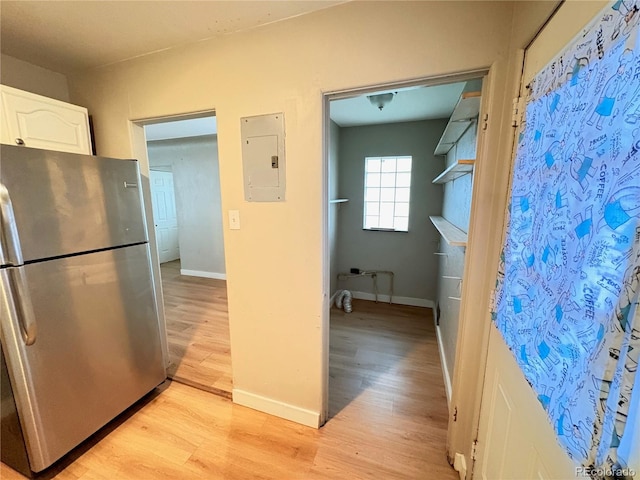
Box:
[0,269,39,476]
[0,244,166,472]
[0,145,147,262]
[1,344,32,478]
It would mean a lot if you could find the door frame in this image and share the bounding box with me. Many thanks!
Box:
[320,69,490,428]
[129,110,217,369]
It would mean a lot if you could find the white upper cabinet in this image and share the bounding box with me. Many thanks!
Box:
[0,85,92,154]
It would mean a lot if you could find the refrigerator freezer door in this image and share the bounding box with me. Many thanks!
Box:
[0,244,166,472]
[0,145,147,262]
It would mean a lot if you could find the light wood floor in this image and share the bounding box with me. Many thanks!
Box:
[161,260,232,396]
[1,299,456,479]
[327,299,455,477]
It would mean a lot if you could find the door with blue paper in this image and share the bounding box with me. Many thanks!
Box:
[476,2,640,479]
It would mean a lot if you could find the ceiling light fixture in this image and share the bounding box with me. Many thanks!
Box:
[367,92,396,111]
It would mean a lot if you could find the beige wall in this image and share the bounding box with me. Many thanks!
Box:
[1,53,70,102]
[147,135,226,276]
[67,1,518,426]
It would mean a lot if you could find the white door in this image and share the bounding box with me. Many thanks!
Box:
[150,170,180,264]
[475,2,610,479]
[0,85,92,154]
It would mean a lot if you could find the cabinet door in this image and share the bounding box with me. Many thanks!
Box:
[0,85,91,154]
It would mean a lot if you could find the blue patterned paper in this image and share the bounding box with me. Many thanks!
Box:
[493,1,640,470]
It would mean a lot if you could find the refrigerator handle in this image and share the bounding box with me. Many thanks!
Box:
[0,184,36,345]
[10,267,38,345]
[0,183,24,266]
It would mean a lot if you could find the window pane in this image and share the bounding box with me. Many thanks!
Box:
[380,172,396,187]
[395,202,409,217]
[381,157,396,172]
[366,172,380,187]
[395,188,410,202]
[396,172,411,187]
[364,216,378,229]
[366,158,381,172]
[379,215,394,229]
[365,188,380,202]
[380,202,395,221]
[396,157,412,172]
[394,216,409,231]
[365,202,379,216]
[380,188,395,202]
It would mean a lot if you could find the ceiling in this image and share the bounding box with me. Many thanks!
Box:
[145,116,217,142]
[330,82,467,127]
[0,1,347,73]
[145,82,472,139]
[0,1,476,132]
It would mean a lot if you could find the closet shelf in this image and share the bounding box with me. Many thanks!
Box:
[429,216,467,247]
[434,91,481,156]
[329,198,349,204]
[433,159,475,184]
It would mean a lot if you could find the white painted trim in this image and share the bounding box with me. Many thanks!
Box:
[232,389,321,428]
[180,269,226,280]
[349,291,434,309]
[321,94,331,426]
[435,323,453,409]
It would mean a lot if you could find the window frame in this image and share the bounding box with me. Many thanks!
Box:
[362,155,412,232]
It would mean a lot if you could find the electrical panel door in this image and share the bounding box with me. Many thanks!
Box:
[241,113,285,202]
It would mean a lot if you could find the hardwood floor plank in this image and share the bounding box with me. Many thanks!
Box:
[1,298,456,479]
[161,260,233,395]
[324,299,456,479]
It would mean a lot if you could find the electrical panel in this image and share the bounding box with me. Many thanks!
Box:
[241,113,285,202]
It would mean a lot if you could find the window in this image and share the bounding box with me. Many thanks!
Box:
[363,156,412,232]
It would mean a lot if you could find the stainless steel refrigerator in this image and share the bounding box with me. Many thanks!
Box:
[0,145,166,476]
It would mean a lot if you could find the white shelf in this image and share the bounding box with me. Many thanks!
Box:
[429,216,467,247]
[434,91,481,156]
[433,159,475,184]
[329,198,349,204]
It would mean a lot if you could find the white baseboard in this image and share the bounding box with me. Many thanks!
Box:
[232,389,320,428]
[349,290,434,309]
[435,323,453,410]
[180,269,226,280]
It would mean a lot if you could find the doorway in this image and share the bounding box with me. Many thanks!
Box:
[323,73,484,475]
[144,114,232,397]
